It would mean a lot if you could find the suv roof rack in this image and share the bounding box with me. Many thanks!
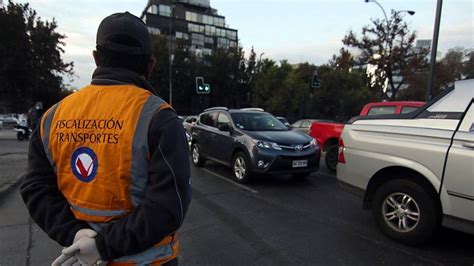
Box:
[240,108,265,112]
[204,107,229,112]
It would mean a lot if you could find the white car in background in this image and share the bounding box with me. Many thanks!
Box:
[337,79,473,244]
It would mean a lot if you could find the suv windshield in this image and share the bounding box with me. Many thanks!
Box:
[230,112,288,131]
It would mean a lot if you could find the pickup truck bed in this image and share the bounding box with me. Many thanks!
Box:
[337,80,474,244]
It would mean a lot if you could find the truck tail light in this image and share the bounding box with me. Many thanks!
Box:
[338,138,346,164]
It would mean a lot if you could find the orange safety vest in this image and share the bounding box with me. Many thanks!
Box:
[40,84,178,265]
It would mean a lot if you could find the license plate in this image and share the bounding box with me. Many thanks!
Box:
[292,160,307,168]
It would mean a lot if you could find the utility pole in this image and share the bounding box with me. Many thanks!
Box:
[426,0,443,101]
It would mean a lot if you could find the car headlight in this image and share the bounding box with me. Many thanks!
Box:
[256,140,282,150]
[310,138,317,147]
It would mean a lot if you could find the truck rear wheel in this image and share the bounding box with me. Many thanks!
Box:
[372,179,440,245]
[325,144,338,172]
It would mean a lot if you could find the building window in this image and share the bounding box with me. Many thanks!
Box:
[205,37,214,44]
[176,31,189,40]
[191,33,204,46]
[205,25,215,36]
[185,11,197,22]
[159,5,172,17]
[195,48,203,58]
[188,23,205,33]
[203,15,213,25]
[217,37,229,48]
[226,30,237,40]
[188,23,198,33]
[215,28,226,37]
[148,4,158,14]
[203,48,212,56]
[148,27,161,35]
[214,17,224,27]
[229,40,237,48]
[142,14,147,23]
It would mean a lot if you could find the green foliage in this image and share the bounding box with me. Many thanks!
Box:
[149,35,374,122]
[312,68,372,122]
[343,10,428,100]
[0,1,73,113]
[398,47,473,101]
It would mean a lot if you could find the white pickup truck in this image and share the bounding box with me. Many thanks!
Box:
[337,79,473,244]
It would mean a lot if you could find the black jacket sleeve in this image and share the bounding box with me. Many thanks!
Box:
[95,109,192,260]
[19,127,92,246]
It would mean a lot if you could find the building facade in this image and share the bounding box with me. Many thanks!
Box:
[141,0,238,58]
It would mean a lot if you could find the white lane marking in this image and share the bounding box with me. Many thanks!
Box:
[201,168,258,194]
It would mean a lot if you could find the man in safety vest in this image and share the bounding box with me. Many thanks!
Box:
[20,12,191,265]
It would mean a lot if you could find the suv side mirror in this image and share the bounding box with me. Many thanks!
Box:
[218,123,231,132]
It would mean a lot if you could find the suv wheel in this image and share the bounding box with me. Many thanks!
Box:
[232,152,252,183]
[325,144,338,172]
[191,143,205,167]
[372,179,440,245]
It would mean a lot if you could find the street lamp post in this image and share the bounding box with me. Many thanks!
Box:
[258,52,265,72]
[426,0,443,101]
[365,0,415,47]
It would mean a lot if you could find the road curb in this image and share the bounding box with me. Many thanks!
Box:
[0,173,24,202]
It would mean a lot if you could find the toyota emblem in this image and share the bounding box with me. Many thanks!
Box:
[295,145,303,152]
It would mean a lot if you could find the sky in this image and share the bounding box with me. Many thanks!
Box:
[13,0,474,89]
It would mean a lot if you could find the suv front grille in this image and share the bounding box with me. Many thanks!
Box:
[279,142,311,152]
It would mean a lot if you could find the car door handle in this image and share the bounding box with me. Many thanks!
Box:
[461,142,474,149]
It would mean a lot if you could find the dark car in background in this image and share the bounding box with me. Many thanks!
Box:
[182,115,198,149]
[191,107,320,183]
[276,116,291,128]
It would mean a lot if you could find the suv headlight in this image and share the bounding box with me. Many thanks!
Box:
[256,140,282,150]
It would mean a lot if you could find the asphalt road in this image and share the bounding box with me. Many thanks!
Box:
[181,160,474,266]
[0,131,473,265]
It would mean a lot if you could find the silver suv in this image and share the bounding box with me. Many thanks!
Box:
[191,107,320,183]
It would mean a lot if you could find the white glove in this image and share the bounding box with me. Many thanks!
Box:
[51,229,100,266]
[51,253,78,266]
[62,234,101,265]
[73,229,97,243]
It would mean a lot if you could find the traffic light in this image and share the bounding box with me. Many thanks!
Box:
[311,71,321,89]
[196,76,210,94]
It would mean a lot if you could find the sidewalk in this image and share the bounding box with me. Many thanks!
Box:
[0,188,61,266]
[0,130,58,266]
[0,130,28,196]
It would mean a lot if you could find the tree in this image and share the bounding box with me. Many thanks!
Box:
[311,67,372,122]
[149,35,170,100]
[0,1,73,112]
[399,47,471,101]
[464,50,474,79]
[343,10,428,100]
[329,48,355,71]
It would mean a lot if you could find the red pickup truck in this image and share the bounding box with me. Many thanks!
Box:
[310,101,425,171]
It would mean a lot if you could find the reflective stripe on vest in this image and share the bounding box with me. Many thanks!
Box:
[70,204,127,217]
[130,96,165,206]
[40,103,60,172]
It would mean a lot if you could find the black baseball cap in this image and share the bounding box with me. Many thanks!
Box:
[96,12,152,55]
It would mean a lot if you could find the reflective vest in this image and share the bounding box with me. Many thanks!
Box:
[40,84,178,265]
